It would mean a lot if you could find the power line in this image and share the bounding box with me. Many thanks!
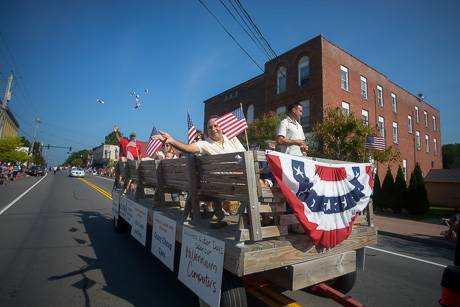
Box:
[218,0,273,61]
[0,31,39,117]
[196,0,264,72]
[234,0,277,58]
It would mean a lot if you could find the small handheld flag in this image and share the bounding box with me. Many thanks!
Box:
[187,113,197,144]
[146,125,163,157]
[216,108,248,139]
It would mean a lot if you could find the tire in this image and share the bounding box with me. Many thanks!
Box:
[220,272,247,307]
[328,271,357,294]
[113,216,128,233]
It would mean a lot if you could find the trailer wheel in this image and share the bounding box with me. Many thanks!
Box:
[198,273,247,307]
[113,216,128,233]
[327,271,357,294]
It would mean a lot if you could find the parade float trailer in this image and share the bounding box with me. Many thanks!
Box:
[111,151,377,307]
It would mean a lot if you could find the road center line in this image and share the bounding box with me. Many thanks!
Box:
[366,246,447,268]
[0,173,48,215]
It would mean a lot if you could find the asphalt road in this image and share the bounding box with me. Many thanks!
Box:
[0,172,455,307]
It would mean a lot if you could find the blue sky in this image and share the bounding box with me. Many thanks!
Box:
[1,0,459,165]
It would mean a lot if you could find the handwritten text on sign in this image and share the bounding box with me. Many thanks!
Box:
[178,227,225,307]
[130,201,148,246]
[125,198,136,225]
[151,212,176,271]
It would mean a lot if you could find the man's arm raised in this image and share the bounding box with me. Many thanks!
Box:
[113,125,122,142]
[153,131,200,154]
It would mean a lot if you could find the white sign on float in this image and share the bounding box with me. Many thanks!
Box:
[130,202,148,246]
[112,191,120,219]
[151,212,176,271]
[125,198,135,225]
[119,194,127,220]
[178,227,225,307]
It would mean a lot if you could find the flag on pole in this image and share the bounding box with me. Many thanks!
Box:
[146,125,163,157]
[365,136,385,151]
[216,108,248,139]
[187,113,197,144]
[266,151,373,248]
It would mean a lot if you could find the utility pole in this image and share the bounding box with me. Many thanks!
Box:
[29,117,41,164]
[0,72,14,138]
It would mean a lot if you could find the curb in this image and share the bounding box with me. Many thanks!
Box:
[378,230,456,250]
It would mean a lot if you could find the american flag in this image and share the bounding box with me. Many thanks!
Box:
[187,113,197,144]
[146,125,164,157]
[216,107,248,139]
[365,136,385,151]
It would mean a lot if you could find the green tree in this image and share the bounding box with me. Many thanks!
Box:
[247,112,281,148]
[32,142,45,165]
[372,171,383,210]
[64,149,90,166]
[407,163,430,215]
[311,108,399,163]
[393,165,407,213]
[0,137,29,162]
[71,158,83,167]
[381,167,395,210]
[105,131,121,145]
[442,143,460,169]
[19,136,31,148]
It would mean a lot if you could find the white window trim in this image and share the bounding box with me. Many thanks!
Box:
[408,115,413,133]
[362,109,369,126]
[360,76,368,99]
[247,104,255,123]
[424,111,428,127]
[276,66,287,94]
[416,131,421,150]
[377,85,384,107]
[434,138,438,155]
[298,56,310,86]
[403,160,407,180]
[378,116,385,138]
[425,135,429,152]
[432,115,437,131]
[299,99,310,129]
[415,106,419,123]
[392,122,398,144]
[342,101,350,115]
[340,65,349,91]
[391,93,397,113]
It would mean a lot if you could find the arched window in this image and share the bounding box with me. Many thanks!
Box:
[299,100,310,129]
[276,66,287,94]
[298,56,310,86]
[247,104,255,123]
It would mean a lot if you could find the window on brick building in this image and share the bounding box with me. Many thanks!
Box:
[425,135,429,153]
[340,65,349,91]
[432,115,437,131]
[298,56,310,86]
[424,111,428,127]
[360,76,368,99]
[277,66,287,94]
[403,160,407,180]
[247,104,254,123]
[341,101,350,115]
[416,131,421,150]
[300,100,310,130]
[362,109,369,126]
[408,115,413,133]
[434,138,438,156]
[378,116,385,138]
[415,106,419,123]
[377,85,384,107]
[392,122,398,144]
[391,93,397,113]
[276,105,286,115]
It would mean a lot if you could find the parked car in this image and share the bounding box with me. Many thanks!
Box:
[27,165,45,176]
[69,168,85,178]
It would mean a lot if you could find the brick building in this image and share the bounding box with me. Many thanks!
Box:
[204,35,442,178]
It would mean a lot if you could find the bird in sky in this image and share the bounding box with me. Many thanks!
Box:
[134,100,141,110]
[96,98,105,104]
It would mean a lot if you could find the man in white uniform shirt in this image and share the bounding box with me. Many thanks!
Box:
[276,103,308,156]
[153,116,245,155]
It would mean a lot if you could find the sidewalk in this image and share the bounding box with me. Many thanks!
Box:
[374,214,456,250]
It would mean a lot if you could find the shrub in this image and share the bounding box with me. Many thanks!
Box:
[393,165,407,213]
[372,171,382,210]
[381,167,395,210]
[407,163,429,215]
